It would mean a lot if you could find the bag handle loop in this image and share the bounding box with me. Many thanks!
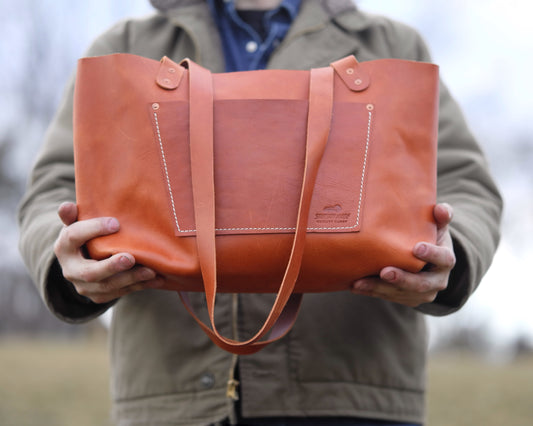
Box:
[330,55,370,92]
[177,59,334,354]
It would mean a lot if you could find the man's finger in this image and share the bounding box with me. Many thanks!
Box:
[351,276,380,294]
[61,252,133,283]
[413,242,455,271]
[58,202,78,226]
[76,253,135,282]
[55,217,120,254]
[86,275,163,304]
[72,264,161,304]
[434,203,453,229]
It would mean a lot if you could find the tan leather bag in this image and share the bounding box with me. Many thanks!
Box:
[74,54,439,354]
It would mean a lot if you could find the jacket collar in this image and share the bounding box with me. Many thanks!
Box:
[150,0,371,27]
[150,0,202,11]
[268,0,371,69]
[151,0,374,70]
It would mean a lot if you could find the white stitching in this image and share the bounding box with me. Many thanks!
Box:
[153,111,187,232]
[356,109,372,228]
[214,225,358,232]
[154,107,373,234]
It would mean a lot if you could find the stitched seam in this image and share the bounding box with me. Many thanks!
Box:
[155,108,372,234]
[356,109,372,228]
[153,111,187,233]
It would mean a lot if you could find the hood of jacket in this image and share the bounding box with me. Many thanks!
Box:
[149,0,375,38]
[150,0,357,18]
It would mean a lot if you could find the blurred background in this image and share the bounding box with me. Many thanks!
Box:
[0,0,532,425]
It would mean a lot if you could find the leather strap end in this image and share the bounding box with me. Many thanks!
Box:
[156,56,184,90]
[330,55,370,92]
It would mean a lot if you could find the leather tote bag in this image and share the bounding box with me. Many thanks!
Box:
[73,53,439,354]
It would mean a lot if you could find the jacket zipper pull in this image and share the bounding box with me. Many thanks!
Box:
[226,376,240,401]
[226,351,240,400]
[227,294,240,401]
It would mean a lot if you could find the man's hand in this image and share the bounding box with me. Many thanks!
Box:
[351,203,456,307]
[53,202,163,304]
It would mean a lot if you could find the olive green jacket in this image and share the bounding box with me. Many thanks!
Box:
[18,0,502,424]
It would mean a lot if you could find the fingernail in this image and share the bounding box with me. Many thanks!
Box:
[119,255,133,268]
[383,270,396,281]
[107,218,120,232]
[140,268,156,281]
[353,280,371,292]
[443,203,453,218]
[415,243,427,256]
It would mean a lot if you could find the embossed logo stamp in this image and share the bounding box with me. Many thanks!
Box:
[314,204,351,224]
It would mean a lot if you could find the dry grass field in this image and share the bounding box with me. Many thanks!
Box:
[426,351,533,425]
[0,337,112,426]
[0,336,532,426]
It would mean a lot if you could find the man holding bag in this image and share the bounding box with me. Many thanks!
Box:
[18,1,502,424]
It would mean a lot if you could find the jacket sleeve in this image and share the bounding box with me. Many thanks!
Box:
[419,77,503,316]
[17,28,130,323]
[391,23,503,315]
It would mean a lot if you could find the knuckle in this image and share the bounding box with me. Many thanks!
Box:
[115,287,135,300]
[446,251,457,269]
[119,282,152,298]
[91,294,109,304]
[61,226,77,247]
[417,278,432,293]
[75,285,90,298]
[62,270,76,283]
[436,280,448,292]
[77,269,91,283]
[54,227,70,254]
[93,281,109,294]
[435,248,455,269]
[78,266,98,283]
[136,267,156,282]
[53,238,62,256]
[123,285,140,295]
[422,292,438,304]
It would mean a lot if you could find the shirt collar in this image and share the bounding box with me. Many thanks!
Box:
[209,0,301,20]
[278,0,301,21]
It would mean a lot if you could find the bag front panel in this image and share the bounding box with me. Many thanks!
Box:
[152,98,373,237]
[74,54,438,293]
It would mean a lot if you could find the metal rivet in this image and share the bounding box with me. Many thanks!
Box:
[152,103,160,110]
[366,104,374,111]
[168,68,176,73]
[354,78,363,85]
[346,68,354,75]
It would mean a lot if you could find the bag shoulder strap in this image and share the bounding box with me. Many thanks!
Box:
[178,59,334,355]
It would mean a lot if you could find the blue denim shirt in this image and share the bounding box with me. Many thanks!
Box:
[207,0,301,71]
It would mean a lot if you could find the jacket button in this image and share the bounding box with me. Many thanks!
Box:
[200,372,215,389]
